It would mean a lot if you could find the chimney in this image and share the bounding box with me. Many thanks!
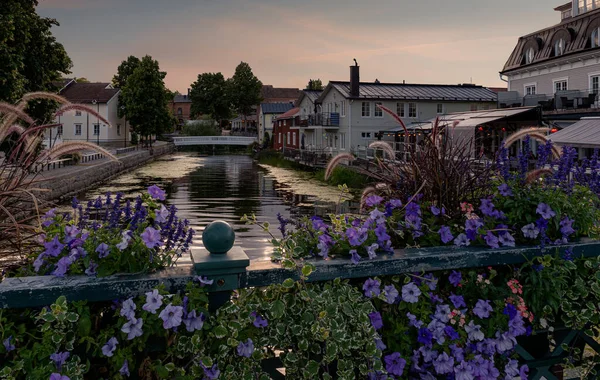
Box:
[350,60,360,98]
[187,88,191,97]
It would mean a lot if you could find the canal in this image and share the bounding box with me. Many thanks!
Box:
[71,153,357,262]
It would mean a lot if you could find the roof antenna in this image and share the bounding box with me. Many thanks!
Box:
[353,58,358,66]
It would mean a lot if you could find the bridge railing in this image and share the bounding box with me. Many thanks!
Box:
[172,136,257,146]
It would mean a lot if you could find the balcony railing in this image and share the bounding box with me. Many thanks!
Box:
[498,89,600,113]
[299,112,340,127]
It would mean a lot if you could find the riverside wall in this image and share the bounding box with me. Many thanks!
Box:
[38,143,175,203]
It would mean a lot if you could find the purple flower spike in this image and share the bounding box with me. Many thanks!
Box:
[148,185,166,200]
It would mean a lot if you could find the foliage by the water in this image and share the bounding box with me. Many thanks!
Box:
[181,118,220,137]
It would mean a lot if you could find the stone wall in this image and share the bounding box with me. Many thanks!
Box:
[38,143,175,203]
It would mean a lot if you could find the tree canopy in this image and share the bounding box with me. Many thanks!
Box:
[189,72,231,125]
[228,62,262,118]
[306,79,323,91]
[119,56,173,139]
[112,56,142,119]
[0,0,72,122]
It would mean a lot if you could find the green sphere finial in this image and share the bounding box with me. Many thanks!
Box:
[202,220,235,254]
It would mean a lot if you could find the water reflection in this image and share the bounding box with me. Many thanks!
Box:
[71,153,358,261]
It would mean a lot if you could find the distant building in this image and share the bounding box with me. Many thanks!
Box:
[257,85,301,142]
[49,80,129,147]
[273,107,301,150]
[170,90,192,129]
[259,102,295,143]
[500,1,600,126]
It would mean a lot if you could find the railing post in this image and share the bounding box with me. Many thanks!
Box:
[190,221,249,312]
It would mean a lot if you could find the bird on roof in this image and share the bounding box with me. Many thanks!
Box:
[353,58,358,66]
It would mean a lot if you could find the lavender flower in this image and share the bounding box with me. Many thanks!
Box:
[363,278,381,298]
[375,337,387,351]
[52,256,74,277]
[449,271,462,287]
[120,360,130,377]
[560,217,575,236]
[116,231,132,251]
[369,311,384,330]
[121,317,144,340]
[438,226,453,244]
[44,236,65,257]
[473,300,493,319]
[49,374,70,380]
[375,224,390,245]
[95,243,110,258]
[465,321,484,341]
[484,231,499,249]
[365,195,384,207]
[499,232,516,247]
[142,289,163,314]
[148,185,166,200]
[159,304,184,329]
[433,352,455,375]
[367,243,378,260]
[431,205,441,216]
[479,199,495,217]
[509,315,527,337]
[504,359,520,378]
[141,227,162,249]
[495,331,517,353]
[407,313,423,329]
[50,351,70,371]
[434,304,451,323]
[311,216,328,231]
[251,312,268,328]
[449,294,466,308]
[85,261,98,276]
[155,205,169,223]
[401,282,421,303]
[194,276,214,286]
[202,364,220,380]
[3,336,15,352]
[498,183,513,197]
[383,284,399,304]
[536,202,556,220]
[237,338,254,358]
[120,298,137,320]
[183,310,205,332]
[454,233,470,247]
[454,361,475,380]
[521,223,540,239]
[101,337,118,357]
[384,352,406,377]
[317,234,333,259]
[350,249,361,264]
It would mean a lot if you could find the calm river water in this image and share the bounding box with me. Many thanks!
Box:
[71,153,357,262]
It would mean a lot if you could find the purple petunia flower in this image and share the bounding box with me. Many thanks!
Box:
[434,304,451,323]
[367,243,379,260]
[237,338,254,358]
[369,209,386,225]
[317,234,333,259]
[504,303,518,320]
[50,351,70,371]
[433,352,455,375]
[375,224,390,244]
[473,300,493,319]
[479,199,495,217]
[449,294,466,309]
[495,331,517,354]
[120,360,130,377]
[520,364,529,379]
[251,312,268,328]
[101,337,118,357]
[401,282,421,303]
[365,195,384,207]
[431,205,441,216]
[509,315,527,337]
[384,352,406,377]
[155,205,169,224]
[448,271,462,287]
[405,202,421,216]
[3,336,15,352]
[85,261,98,276]
[465,320,484,341]
[521,223,540,239]
[454,360,475,380]
[375,337,387,351]
[498,183,513,197]
[202,364,220,380]
[142,289,163,314]
[311,216,328,231]
[504,359,520,378]
[44,236,65,257]
[116,231,132,251]
[350,249,360,265]
[563,247,574,261]
[64,225,80,243]
[560,217,575,236]
[120,298,136,320]
[121,317,144,340]
[148,185,166,200]
[363,278,381,298]
[499,231,516,247]
[454,233,470,247]
[407,312,423,329]
[194,276,214,286]
[369,311,384,330]
[536,202,556,220]
[49,374,70,380]
[33,254,45,273]
[346,228,367,247]
[183,310,205,332]
[159,304,184,329]
[389,199,402,208]
[438,226,454,244]
[383,284,399,304]
[444,325,459,341]
[484,231,499,249]
[52,256,74,277]
[417,327,433,345]
[141,227,163,249]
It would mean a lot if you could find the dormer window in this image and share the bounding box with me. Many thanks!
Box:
[555,38,566,56]
[593,27,600,48]
[524,47,535,64]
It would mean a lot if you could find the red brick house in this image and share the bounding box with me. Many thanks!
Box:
[273,107,301,150]
[170,90,193,129]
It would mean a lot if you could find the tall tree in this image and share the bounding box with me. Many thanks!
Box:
[228,62,262,126]
[120,56,172,143]
[189,72,231,127]
[112,56,141,119]
[306,79,323,90]
[0,0,72,123]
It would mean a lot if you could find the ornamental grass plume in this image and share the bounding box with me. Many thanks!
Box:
[525,168,554,184]
[369,141,395,161]
[324,152,355,180]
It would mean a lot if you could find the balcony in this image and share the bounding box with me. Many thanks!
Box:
[299,112,340,128]
[498,90,600,114]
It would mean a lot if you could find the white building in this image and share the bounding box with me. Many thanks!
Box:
[47,80,130,147]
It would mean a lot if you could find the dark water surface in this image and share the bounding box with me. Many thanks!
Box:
[70,153,357,262]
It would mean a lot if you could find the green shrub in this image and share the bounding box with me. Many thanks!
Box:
[182,120,220,136]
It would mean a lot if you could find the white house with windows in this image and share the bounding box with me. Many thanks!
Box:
[296,65,497,152]
[47,81,130,147]
[500,1,600,123]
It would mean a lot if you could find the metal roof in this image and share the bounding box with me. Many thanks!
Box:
[323,82,497,102]
[260,102,295,114]
[173,94,192,103]
[549,117,600,148]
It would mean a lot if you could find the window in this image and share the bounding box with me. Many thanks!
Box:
[287,132,290,144]
[524,47,535,64]
[592,27,600,48]
[591,75,600,94]
[554,38,566,56]
[340,133,346,150]
[177,108,183,115]
[341,101,346,117]
[525,84,537,95]
[93,124,100,136]
[361,132,372,139]
[75,110,82,116]
[374,102,383,117]
[117,124,121,136]
[292,132,296,146]
[396,102,405,117]
[361,102,371,117]
[278,133,282,144]
[74,124,82,136]
[436,104,444,114]
[562,9,572,19]
[57,125,63,136]
[554,79,568,93]
[408,103,417,118]
[470,104,478,111]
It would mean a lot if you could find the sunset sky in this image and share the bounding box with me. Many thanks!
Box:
[37,0,558,92]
